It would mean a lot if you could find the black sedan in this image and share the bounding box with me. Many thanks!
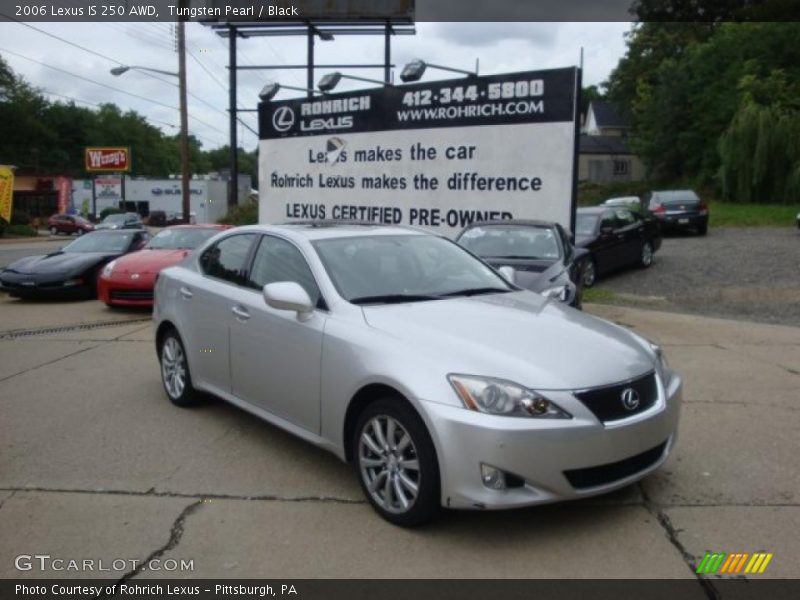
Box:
[647,189,708,235]
[0,230,149,299]
[456,220,588,308]
[576,207,661,287]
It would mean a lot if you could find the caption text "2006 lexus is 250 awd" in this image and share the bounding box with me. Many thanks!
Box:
[153,223,681,526]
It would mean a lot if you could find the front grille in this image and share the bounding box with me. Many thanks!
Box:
[575,372,657,423]
[564,441,667,490]
[110,289,153,301]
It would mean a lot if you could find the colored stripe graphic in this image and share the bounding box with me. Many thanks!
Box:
[698,552,773,574]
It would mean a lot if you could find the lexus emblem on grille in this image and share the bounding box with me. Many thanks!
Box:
[621,387,640,411]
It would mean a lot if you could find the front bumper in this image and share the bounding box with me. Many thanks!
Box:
[0,275,91,297]
[98,274,156,306]
[422,373,682,509]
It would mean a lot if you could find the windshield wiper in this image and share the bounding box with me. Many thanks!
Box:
[483,255,538,260]
[440,287,511,297]
[350,293,443,305]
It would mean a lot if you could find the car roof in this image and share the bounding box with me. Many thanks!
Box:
[460,219,557,231]
[163,224,230,230]
[229,222,428,241]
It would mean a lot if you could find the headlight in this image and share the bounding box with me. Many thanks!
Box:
[649,342,673,385]
[541,284,569,303]
[448,374,571,419]
[101,260,117,278]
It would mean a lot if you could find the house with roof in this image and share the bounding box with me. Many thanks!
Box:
[578,101,645,183]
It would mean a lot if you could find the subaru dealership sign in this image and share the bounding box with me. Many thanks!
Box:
[258,67,580,236]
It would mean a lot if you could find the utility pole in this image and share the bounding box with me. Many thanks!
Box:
[177,8,191,223]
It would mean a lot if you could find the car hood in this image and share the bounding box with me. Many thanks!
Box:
[4,252,115,275]
[112,248,191,274]
[95,223,121,230]
[482,258,562,292]
[361,291,653,390]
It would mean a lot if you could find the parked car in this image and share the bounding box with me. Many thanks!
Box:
[98,224,230,307]
[154,223,681,526]
[95,212,144,231]
[148,210,167,227]
[456,220,588,308]
[575,207,662,287]
[48,214,95,236]
[0,230,149,299]
[647,190,708,235]
[603,196,642,209]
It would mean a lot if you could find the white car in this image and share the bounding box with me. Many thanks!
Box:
[153,223,682,525]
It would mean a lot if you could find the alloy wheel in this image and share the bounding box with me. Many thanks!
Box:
[583,260,596,287]
[161,337,186,399]
[359,415,421,514]
[641,242,654,267]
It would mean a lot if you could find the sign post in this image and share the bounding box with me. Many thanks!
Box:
[258,67,580,237]
[85,147,131,219]
[0,165,15,224]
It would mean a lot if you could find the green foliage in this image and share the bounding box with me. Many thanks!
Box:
[0,54,254,180]
[4,224,38,236]
[217,200,257,225]
[709,202,800,227]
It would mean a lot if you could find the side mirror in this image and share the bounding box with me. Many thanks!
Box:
[497,265,516,284]
[263,281,314,319]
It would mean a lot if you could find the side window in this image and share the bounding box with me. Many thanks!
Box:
[248,236,322,308]
[600,212,615,231]
[614,209,636,228]
[200,234,256,286]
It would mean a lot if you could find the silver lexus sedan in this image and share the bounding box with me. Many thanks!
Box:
[153,223,681,526]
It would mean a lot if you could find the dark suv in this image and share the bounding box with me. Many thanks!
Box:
[47,214,95,236]
[647,190,709,235]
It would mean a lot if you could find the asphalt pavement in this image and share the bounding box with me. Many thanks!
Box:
[0,295,797,584]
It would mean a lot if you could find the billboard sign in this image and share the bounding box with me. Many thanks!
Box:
[0,165,14,223]
[258,67,580,236]
[85,147,130,172]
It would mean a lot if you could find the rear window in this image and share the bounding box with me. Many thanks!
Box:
[652,190,700,206]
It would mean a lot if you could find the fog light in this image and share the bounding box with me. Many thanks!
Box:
[480,464,506,490]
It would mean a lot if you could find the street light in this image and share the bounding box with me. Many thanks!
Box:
[258,82,322,101]
[110,49,191,226]
[400,59,477,83]
[317,71,394,93]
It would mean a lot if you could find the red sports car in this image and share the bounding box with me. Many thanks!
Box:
[98,224,230,307]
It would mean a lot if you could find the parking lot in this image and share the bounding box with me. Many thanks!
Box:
[0,229,798,586]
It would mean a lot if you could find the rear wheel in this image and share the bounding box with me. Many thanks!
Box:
[159,329,201,407]
[640,241,654,268]
[697,223,708,236]
[353,397,441,527]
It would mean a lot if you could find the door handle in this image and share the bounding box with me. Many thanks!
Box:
[179,286,193,299]
[231,306,250,320]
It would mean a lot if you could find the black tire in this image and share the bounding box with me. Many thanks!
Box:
[640,241,654,268]
[353,397,441,527]
[582,258,597,288]
[158,328,201,407]
[697,223,708,236]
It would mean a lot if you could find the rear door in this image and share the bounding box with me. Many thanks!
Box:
[229,234,327,434]
[612,208,642,266]
[592,211,621,273]
[179,233,259,394]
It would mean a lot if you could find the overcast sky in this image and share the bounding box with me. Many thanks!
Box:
[0,21,631,151]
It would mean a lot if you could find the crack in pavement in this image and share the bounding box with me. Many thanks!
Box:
[639,483,719,600]
[0,486,365,504]
[0,489,16,511]
[98,499,204,596]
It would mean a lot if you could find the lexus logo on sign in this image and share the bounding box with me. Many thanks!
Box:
[272,106,295,132]
[621,387,640,411]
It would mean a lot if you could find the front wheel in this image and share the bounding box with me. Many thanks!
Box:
[159,329,201,407]
[354,398,441,527]
[76,229,84,236]
[582,258,597,288]
[49,226,58,235]
[640,241,654,268]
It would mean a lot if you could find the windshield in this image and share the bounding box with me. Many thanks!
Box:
[102,214,126,223]
[576,214,599,236]
[313,234,512,303]
[147,228,219,250]
[458,225,561,260]
[63,232,133,253]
